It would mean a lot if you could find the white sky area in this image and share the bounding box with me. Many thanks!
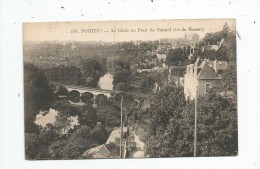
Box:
[24,19,235,42]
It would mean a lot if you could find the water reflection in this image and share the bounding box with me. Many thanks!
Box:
[34,108,79,131]
[69,97,80,103]
[35,108,58,127]
[98,73,113,90]
[68,100,86,106]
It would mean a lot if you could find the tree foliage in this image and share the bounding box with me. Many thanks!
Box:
[197,93,238,156]
[24,63,54,133]
[144,85,237,157]
[216,61,237,93]
[148,85,186,134]
[96,102,121,127]
[43,65,83,85]
[25,126,59,159]
[82,58,103,87]
[145,85,189,157]
[200,48,228,61]
[113,60,132,90]
[78,104,97,127]
[48,125,108,159]
[54,85,69,96]
[166,47,185,66]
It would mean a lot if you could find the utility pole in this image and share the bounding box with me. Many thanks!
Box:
[194,86,198,157]
[120,95,123,158]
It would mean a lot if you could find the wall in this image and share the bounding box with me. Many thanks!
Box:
[198,79,219,96]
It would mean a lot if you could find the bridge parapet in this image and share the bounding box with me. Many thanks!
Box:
[65,85,112,98]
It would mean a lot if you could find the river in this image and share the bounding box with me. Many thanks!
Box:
[97,56,114,90]
[35,108,79,133]
[98,73,113,90]
[35,57,114,131]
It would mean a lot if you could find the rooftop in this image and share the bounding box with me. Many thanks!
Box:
[106,127,127,145]
[197,61,219,80]
[82,144,110,158]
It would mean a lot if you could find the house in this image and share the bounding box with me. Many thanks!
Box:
[201,39,224,52]
[82,144,110,159]
[207,60,228,78]
[188,42,200,61]
[156,52,167,62]
[184,57,228,100]
[168,65,186,86]
[105,127,127,145]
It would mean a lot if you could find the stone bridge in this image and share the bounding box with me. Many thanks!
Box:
[65,85,112,98]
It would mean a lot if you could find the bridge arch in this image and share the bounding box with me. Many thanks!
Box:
[69,90,80,98]
[81,92,94,103]
[66,85,112,99]
[95,94,108,103]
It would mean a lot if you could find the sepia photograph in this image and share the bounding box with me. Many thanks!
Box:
[23,19,238,160]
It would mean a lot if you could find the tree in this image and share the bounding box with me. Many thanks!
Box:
[25,126,59,159]
[113,69,131,88]
[95,94,108,105]
[200,49,228,61]
[24,63,54,133]
[48,140,67,159]
[43,66,83,85]
[48,126,93,159]
[55,85,69,96]
[148,85,186,134]
[25,133,41,159]
[216,61,237,93]
[82,58,103,87]
[78,104,97,127]
[51,102,81,134]
[90,125,109,145]
[48,125,108,159]
[115,82,128,92]
[96,103,121,127]
[53,112,73,134]
[57,141,86,159]
[196,92,238,156]
[222,22,230,39]
[145,85,189,157]
[166,47,184,66]
[139,73,155,92]
[52,101,81,117]
[143,74,237,157]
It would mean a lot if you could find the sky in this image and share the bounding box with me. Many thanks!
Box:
[23,19,235,42]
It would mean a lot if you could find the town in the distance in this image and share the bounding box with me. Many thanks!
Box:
[24,22,237,159]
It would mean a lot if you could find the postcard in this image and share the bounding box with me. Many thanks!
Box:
[23,19,237,160]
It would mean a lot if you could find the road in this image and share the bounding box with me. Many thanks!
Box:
[127,131,147,158]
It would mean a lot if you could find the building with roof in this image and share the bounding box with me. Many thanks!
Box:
[105,127,127,145]
[201,39,225,52]
[184,57,228,100]
[82,144,110,159]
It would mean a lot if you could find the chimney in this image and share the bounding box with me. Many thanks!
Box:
[214,60,218,74]
[186,65,190,74]
[194,66,198,76]
[220,38,224,45]
[96,122,102,127]
[190,64,194,75]
[217,41,220,47]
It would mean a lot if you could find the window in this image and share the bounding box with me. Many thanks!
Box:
[205,83,211,93]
